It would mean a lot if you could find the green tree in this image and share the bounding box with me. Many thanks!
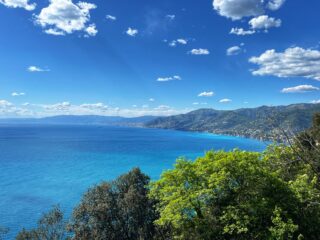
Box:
[16,206,66,240]
[293,113,320,182]
[69,168,157,240]
[150,150,300,239]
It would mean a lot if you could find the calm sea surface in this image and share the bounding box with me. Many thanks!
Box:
[0,125,266,239]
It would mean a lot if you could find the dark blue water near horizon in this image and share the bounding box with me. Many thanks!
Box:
[0,125,266,239]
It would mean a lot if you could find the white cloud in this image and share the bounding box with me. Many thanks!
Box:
[281,85,320,93]
[169,38,188,47]
[44,101,71,111]
[27,66,50,72]
[212,0,285,20]
[0,0,36,11]
[193,102,207,105]
[34,0,97,37]
[85,24,98,36]
[227,46,242,56]
[198,91,214,97]
[157,75,181,82]
[230,27,255,35]
[219,98,232,103]
[311,99,320,104]
[249,15,281,30]
[166,14,175,20]
[126,27,138,37]
[177,39,187,45]
[213,0,264,20]
[44,28,65,36]
[249,47,320,81]
[80,103,108,110]
[0,100,33,117]
[0,100,13,107]
[0,100,190,118]
[149,98,155,102]
[189,48,210,55]
[106,15,116,21]
[267,0,286,10]
[12,92,25,97]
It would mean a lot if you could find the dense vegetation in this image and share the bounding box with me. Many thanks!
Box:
[145,103,320,141]
[7,113,320,239]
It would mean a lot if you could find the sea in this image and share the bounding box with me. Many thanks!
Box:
[0,125,267,239]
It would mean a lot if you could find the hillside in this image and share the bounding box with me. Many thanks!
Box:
[145,103,320,141]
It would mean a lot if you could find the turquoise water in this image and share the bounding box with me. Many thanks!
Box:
[0,125,266,239]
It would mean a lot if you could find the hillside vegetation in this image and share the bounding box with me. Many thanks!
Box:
[145,103,320,141]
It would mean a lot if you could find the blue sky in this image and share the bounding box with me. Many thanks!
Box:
[0,0,319,117]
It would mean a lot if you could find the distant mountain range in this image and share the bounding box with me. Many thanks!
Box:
[145,103,320,141]
[1,103,319,141]
[0,115,156,127]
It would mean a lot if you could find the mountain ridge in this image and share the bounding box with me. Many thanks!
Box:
[145,103,320,141]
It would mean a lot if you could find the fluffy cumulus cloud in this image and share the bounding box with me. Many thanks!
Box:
[267,0,286,10]
[198,91,214,97]
[169,38,188,47]
[230,27,255,35]
[0,100,13,108]
[85,24,97,36]
[249,15,281,30]
[219,98,232,103]
[212,0,285,20]
[227,46,242,56]
[249,47,320,81]
[34,0,97,36]
[189,48,210,55]
[0,100,33,117]
[0,0,36,10]
[157,75,181,82]
[281,85,320,93]
[126,27,138,37]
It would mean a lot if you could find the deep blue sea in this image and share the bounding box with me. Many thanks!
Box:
[0,125,266,239]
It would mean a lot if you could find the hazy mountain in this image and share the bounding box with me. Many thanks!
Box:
[145,103,320,141]
[0,115,156,127]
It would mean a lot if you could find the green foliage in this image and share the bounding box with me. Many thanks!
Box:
[68,168,157,240]
[150,150,301,239]
[16,206,66,240]
[268,206,298,240]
